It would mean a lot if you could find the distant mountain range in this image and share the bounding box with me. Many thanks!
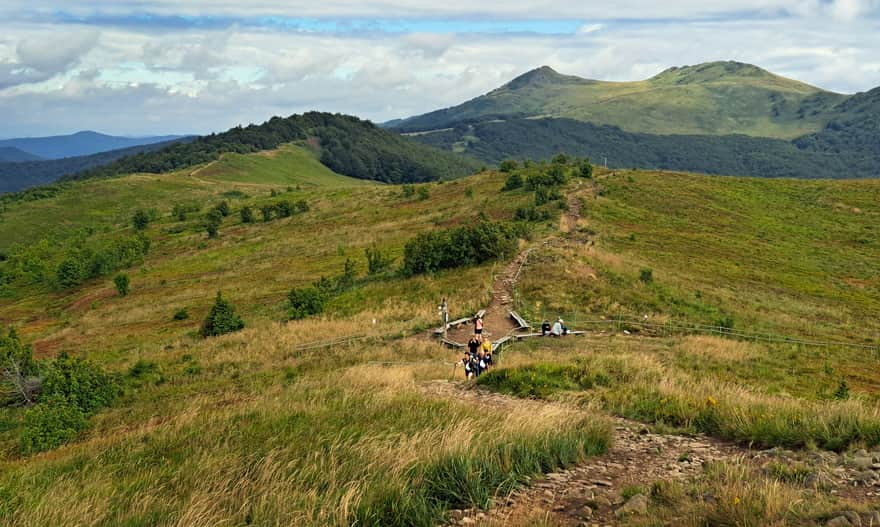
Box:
[0,131,184,160]
[0,139,190,193]
[393,61,880,179]
[0,147,43,163]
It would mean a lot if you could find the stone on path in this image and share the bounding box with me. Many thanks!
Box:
[826,516,852,527]
[614,494,648,517]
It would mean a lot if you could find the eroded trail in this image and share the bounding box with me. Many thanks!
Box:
[420,381,880,526]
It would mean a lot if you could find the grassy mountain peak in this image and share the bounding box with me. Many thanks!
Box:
[391,61,851,138]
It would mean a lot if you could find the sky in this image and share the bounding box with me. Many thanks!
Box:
[1,1,879,138]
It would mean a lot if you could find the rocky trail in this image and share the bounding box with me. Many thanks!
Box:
[421,382,880,527]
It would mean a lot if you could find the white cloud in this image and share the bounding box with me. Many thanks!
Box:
[1,3,880,136]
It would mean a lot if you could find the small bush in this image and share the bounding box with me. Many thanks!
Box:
[240,206,255,223]
[639,268,654,284]
[401,185,416,198]
[514,206,551,222]
[365,245,393,275]
[41,352,119,414]
[275,201,293,218]
[260,205,274,222]
[502,172,523,191]
[200,292,245,338]
[416,186,430,201]
[499,159,519,173]
[172,308,189,321]
[294,200,309,213]
[132,209,150,231]
[579,159,593,178]
[19,398,88,454]
[833,380,850,400]
[215,201,230,217]
[113,273,130,296]
[289,286,326,320]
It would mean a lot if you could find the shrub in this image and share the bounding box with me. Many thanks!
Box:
[402,220,526,275]
[365,245,393,275]
[525,165,567,190]
[534,186,562,206]
[173,308,189,321]
[41,352,119,414]
[289,286,326,320]
[295,200,309,213]
[132,209,150,231]
[56,254,89,288]
[206,208,223,238]
[416,186,430,201]
[172,202,200,221]
[240,206,255,223]
[215,201,230,217]
[499,159,519,173]
[338,258,357,290]
[401,184,416,198]
[639,268,654,284]
[200,292,245,338]
[502,172,523,191]
[552,153,569,165]
[833,380,850,400]
[113,273,130,296]
[19,398,88,454]
[260,205,274,222]
[274,200,293,218]
[579,159,594,178]
[514,206,551,222]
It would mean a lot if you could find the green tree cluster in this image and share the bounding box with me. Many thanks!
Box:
[402,220,527,275]
[200,292,245,338]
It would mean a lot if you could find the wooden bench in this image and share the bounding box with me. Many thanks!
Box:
[509,311,531,330]
[440,338,465,349]
[491,335,512,353]
[433,316,474,335]
[475,309,486,319]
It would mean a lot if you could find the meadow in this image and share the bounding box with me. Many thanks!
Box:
[1,150,879,526]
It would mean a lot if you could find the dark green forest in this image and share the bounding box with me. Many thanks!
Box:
[413,117,879,179]
[67,112,480,185]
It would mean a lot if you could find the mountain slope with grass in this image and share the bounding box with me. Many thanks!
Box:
[391,61,849,138]
[69,112,480,187]
[1,148,880,526]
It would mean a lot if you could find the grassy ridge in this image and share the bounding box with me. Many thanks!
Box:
[392,61,847,138]
[517,170,880,343]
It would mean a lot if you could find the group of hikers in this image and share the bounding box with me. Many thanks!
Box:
[541,317,569,337]
[457,314,570,379]
[462,316,493,379]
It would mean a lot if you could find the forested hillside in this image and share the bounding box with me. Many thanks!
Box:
[413,117,878,179]
[71,112,480,185]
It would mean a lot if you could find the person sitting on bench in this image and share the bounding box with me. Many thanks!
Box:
[541,320,551,336]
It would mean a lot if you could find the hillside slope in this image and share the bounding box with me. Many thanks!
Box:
[1,153,879,526]
[391,61,848,138]
[413,117,875,178]
[71,112,480,186]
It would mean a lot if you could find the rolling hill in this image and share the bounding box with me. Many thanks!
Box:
[0,131,184,160]
[0,141,879,525]
[0,147,43,163]
[390,61,849,138]
[66,112,480,186]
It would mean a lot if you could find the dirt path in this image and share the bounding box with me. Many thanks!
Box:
[420,381,880,526]
[444,249,529,344]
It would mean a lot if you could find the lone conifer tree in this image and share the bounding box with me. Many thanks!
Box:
[200,291,245,338]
